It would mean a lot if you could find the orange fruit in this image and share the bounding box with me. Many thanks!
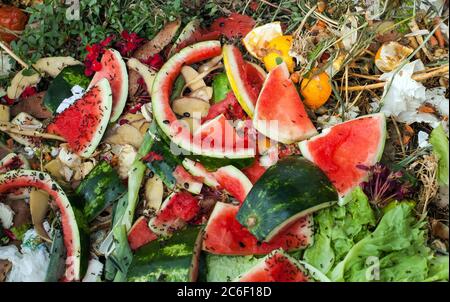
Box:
[300,70,332,109]
[374,41,413,73]
[242,22,283,59]
[262,35,295,73]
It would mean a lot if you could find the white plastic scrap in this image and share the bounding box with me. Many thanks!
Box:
[0,243,50,282]
[380,60,448,128]
[417,131,430,148]
[0,52,13,78]
[56,85,85,114]
[82,259,104,282]
[0,203,14,229]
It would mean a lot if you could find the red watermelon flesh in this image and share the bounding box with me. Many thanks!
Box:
[299,113,386,198]
[203,202,313,255]
[238,250,309,282]
[243,62,266,99]
[149,191,200,236]
[253,62,318,144]
[90,48,128,122]
[203,91,247,122]
[47,78,112,158]
[173,165,204,194]
[0,170,82,281]
[210,13,256,39]
[241,157,266,184]
[213,166,253,204]
[194,114,252,153]
[127,216,158,251]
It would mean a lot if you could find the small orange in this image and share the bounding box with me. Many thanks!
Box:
[300,70,332,109]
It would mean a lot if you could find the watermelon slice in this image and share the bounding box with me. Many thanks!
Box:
[253,63,317,144]
[210,13,256,40]
[213,166,253,204]
[47,78,112,158]
[241,158,266,184]
[299,113,386,200]
[149,191,200,236]
[0,153,29,173]
[90,48,128,122]
[182,158,219,188]
[173,165,203,195]
[203,202,313,255]
[237,250,310,282]
[127,216,158,251]
[152,41,255,159]
[223,45,262,117]
[0,170,82,281]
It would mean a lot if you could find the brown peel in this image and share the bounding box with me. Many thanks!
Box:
[30,189,51,243]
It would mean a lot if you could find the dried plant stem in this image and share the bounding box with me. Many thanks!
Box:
[341,64,449,91]
[0,41,29,69]
[257,0,291,14]
[0,122,66,142]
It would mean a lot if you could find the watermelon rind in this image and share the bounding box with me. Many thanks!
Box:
[213,165,253,203]
[298,113,387,205]
[234,249,311,282]
[182,158,220,188]
[90,49,128,122]
[0,170,82,281]
[127,226,203,282]
[81,78,113,158]
[152,41,254,159]
[236,156,338,242]
[223,45,256,117]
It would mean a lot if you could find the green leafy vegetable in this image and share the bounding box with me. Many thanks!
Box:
[430,124,449,186]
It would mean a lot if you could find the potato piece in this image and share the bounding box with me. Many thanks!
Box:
[198,55,223,73]
[7,69,41,99]
[189,87,213,102]
[127,58,157,95]
[0,105,9,122]
[44,159,64,180]
[172,97,210,119]
[145,175,164,211]
[105,124,144,149]
[117,145,137,179]
[181,66,206,91]
[34,56,81,78]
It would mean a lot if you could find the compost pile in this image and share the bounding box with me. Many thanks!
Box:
[0,0,448,282]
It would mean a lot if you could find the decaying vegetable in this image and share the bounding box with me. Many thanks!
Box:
[0,104,9,122]
[33,56,81,78]
[105,124,144,149]
[127,58,157,95]
[117,144,137,179]
[189,86,213,102]
[58,144,81,168]
[172,97,210,118]
[198,55,223,73]
[6,69,41,99]
[29,189,51,242]
[144,174,164,212]
[181,66,206,91]
[11,91,52,119]
[9,112,42,147]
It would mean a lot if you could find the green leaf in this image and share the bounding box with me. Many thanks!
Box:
[430,124,449,185]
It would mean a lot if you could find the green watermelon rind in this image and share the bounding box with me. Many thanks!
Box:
[90,49,128,122]
[236,157,338,242]
[214,165,253,203]
[0,170,82,281]
[182,158,220,188]
[152,41,255,159]
[234,249,311,282]
[298,113,387,205]
[127,226,203,282]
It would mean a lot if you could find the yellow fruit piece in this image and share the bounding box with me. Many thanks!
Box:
[300,70,332,110]
[242,22,283,59]
[375,41,413,73]
[262,35,295,73]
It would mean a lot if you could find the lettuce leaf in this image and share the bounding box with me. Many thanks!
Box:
[304,188,449,282]
[430,124,449,186]
[303,187,375,274]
